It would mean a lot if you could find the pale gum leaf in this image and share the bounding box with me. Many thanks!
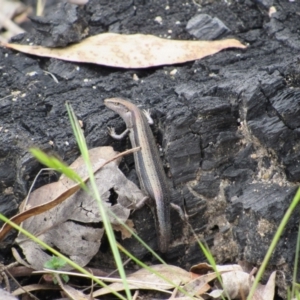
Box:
[179,276,214,297]
[0,146,139,241]
[60,283,91,300]
[113,219,136,239]
[12,284,60,296]
[221,270,254,299]
[179,270,237,297]
[93,264,191,297]
[190,262,242,277]
[169,297,204,300]
[4,33,246,69]
[262,271,276,300]
[208,289,223,298]
[253,271,276,300]
[13,146,144,270]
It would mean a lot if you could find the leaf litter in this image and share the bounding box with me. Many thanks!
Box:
[0,146,140,240]
[2,146,277,299]
[90,262,276,300]
[12,262,276,299]
[0,6,274,300]
[7,146,144,270]
[0,0,29,43]
[3,32,246,68]
[4,147,276,299]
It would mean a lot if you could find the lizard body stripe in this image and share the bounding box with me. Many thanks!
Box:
[104,98,170,252]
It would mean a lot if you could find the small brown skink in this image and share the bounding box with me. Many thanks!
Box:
[104,98,171,253]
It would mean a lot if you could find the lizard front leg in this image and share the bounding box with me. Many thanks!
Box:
[107,127,130,140]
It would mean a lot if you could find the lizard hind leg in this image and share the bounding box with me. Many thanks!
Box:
[133,196,150,211]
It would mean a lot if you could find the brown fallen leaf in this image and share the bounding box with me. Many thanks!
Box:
[0,0,29,43]
[0,146,140,241]
[13,146,146,270]
[56,275,91,300]
[262,271,276,300]
[254,271,276,300]
[220,270,254,299]
[0,288,18,300]
[178,272,219,297]
[0,182,81,240]
[190,262,242,277]
[3,33,246,68]
[92,264,191,297]
[208,289,224,299]
[113,219,136,239]
[211,270,276,300]
[189,263,255,299]
[12,284,60,297]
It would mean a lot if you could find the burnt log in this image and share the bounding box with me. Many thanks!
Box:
[1,0,300,297]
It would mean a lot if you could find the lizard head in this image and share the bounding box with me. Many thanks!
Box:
[104,97,135,127]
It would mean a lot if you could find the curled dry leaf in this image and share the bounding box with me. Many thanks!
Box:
[178,272,218,297]
[188,263,255,299]
[0,0,27,41]
[113,219,136,239]
[14,146,145,270]
[92,264,191,297]
[59,283,91,300]
[190,262,242,277]
[4,33,246,68]
[12,284,61,297]
[189,264,276,300]
[0,288,18,300]
[0,146,138,240]
[262,271,276,300]
[254,271,276,300]
[180,267,244,298]
[208,289,223,299]
[220,270,254,299]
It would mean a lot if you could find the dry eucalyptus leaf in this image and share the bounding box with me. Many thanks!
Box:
[262,271,276,300]
[179,269,244,298]
[93,264,191,297]
[4,33,246,68]
[0,0,28,42]
[208,289,223,298]
[178,273,217,297]
[254,271,276,300]
[22,146,121,210]
[0,0,27,20]
[0,288,18,300]
[113,219,136,239]
[170,297,203,300]
[188,264,251,299]
[15,147,145,270]
[60,146,122,182]
[68,0,89,4]
[190,263,242,277]
[60,283,91,300]
[0,147,136,240]
[221,270,254,299]
[190,262,215,276]
[12,284,60,297]
[0,181,82,240]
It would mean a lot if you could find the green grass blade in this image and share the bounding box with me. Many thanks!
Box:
[247,187,300,300]
[66,103,132,300]
[30,148,86,190]
[118,244,194,297]
[0,213,126,300]
[291,221,300,298]
[198,240,228,300]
